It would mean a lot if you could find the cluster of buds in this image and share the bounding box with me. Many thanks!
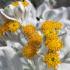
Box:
[41,20,63,70]
[21,24,42,59]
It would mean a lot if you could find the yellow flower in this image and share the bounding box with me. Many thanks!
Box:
[21,44,37,59]
[22,24,36,38]
[41,20,55,33]
[11,0,29,7]
[0,21,10,37]
[11,1,19,7]
[44,29,58,39]
[22,0,29,7]
[2,21,10,32]
[41,20,63,33]
[28,32,42,48]
[43,53,61,69]
[8,21,20,32]
[54,21,63,30]
[45,39,63,51]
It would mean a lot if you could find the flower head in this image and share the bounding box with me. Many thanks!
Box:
[43,53,61,69]
[8,21,20,32]
[28,32,42,48]
[11,1,19,7]
[44,29,58,39]
[2,21,10,32]
[22,0,29,7]
[0,21,10,37]
[41,20,54,33]
[41,20,63,33]
[21,44,37,59]
[45,39,63,51]
[11,0,29,7]
[54,21,63,30]
[22,24,36,38]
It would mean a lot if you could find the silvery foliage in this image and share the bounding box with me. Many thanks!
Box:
[0,0,70,70]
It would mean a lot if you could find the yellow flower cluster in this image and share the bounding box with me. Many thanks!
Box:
[41,20,55,32]
[3,22,10,32]
[54,22,63,30]
[0,21,9,37]
[11,0,29,7]
[28,32,42,48]
[45,29,63,52]
[8,21,20,32]
[22,0,29,7]
[43,53,61,69]
[41,20,63,33]
[22,24,36,38]
[45,39,63,51]
[0,20,20,37]
[41,20,63,51]
[22,24,42,59]
[21,44,37,59]
[44,29,58,39]
[22,24,42,47]
[41,20,63,69]
[12,1,19,7]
